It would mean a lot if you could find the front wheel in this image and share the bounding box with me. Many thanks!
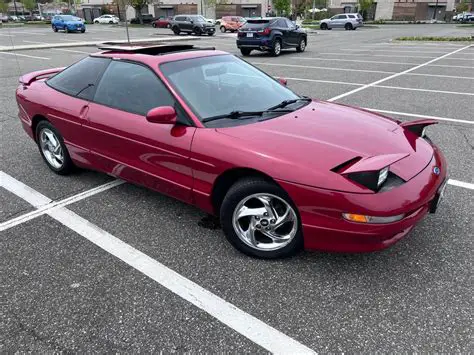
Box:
[81,28,85,33]
[94,20,99,24]
[220,26,226,33]
[194,27,202,36]
[52,25,58,32]
[296,37,306,52]
[172,26,180,35]
[65,26,69,33]
[36,121,74,175]
[320,23,328,30]
[207,31,215,36]
[220,178,303,259]
[152,22,156,28]
[240,48,252,56]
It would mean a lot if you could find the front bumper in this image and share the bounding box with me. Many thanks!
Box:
[278,147,447,252]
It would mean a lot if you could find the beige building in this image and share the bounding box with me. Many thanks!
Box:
[327,0,458,20]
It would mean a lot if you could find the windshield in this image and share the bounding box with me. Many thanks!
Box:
[61,15,75,21]
[160,55,300,123]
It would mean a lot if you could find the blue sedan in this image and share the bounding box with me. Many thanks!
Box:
[52,15,86,33]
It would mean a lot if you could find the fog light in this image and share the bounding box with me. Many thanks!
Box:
[342,213,405,224]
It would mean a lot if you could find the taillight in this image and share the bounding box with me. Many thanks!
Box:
[257,27,271,36]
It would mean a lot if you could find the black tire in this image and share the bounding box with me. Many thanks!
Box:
[271,38,282,56]
[65,26,69,33]
[194,27,202,36]
[94,20,99,24]
[220,26,226,33]
[240,48,252,56]
[172,26,180,35]
[296,37,306,52]
[35,121,74,175]
[152,22,156,28]
[220,177,303,259]
[345,22,353,30]
[320,23,328,30]
[109,20,113,24]
[52,25,58,32]
[207,31,215,36]
[81,28,85,33]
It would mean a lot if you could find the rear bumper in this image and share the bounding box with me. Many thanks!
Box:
[236,38,272,50]
[278,146,447,253]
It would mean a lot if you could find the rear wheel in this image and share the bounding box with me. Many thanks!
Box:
[271,38,282,56]
[345,22,353,30]
[220,177,303,259]
[94,20,99,24]
[220,26,226,33]
[320,23,328,30]
[240,48,252,56]
[36,121,74,175]
[296,37,306,52]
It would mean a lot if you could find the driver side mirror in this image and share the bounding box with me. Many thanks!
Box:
[146,106,177,124]
[277,77,287,86]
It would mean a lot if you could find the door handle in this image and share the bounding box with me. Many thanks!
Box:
[79,105,89,119]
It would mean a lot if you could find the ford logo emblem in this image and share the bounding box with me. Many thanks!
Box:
[433,166,441,175]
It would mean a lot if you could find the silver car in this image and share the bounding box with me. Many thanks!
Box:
[320,13,363,30]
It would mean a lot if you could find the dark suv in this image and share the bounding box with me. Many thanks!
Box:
[171,15,216,36]
[236,17,307,56]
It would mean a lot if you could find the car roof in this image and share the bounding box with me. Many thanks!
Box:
[92,43,228,66]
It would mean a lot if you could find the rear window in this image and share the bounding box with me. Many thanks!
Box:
[242,19,270,29]
[348,15,355,18]
[47,57,110,100]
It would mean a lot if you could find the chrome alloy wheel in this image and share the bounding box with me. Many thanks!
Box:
[300,39,306,51]
[274,41,281,55]
[39,128,64,169]
[232,193,298,251]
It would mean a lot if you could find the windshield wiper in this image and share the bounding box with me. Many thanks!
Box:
[202,109,293,123]
[266,97,312,111]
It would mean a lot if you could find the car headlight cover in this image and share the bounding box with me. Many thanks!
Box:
[343,213,405,224]
[377,166,389,188]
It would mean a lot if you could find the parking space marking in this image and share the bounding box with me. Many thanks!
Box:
[339,48,465,54]
[0,51,50,60]
[0,171,315,354]
[0,34,13,37]
[0,179,124,232]
[286,76,474,96]
[251,62,396,74]
[3,31,47,36]
[317,52,467,60]
[448,179,474,190]
[363,108,473,125]
[328,45,472,102]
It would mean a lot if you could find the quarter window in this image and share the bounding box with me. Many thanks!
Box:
[348,14,355,18]
[47,56,111,100]
[93,60,175,116]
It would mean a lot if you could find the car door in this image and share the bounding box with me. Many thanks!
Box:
[57,16,65,29]
[275,18,291,47]
[84,60,196,203]
[284,18,299,45]
[184,16,193,31]
[42,56,111,164]
[334,14,347,28]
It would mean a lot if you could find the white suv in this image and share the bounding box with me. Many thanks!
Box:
[94,15,119,24]
[320,13,363,30]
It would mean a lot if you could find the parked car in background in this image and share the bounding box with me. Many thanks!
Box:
[220,16,246,32]
[205,18,216,25]
[171,15,216,36]
[1,14,8,23]
[94,14,119,24]
[44,15,52,24]
[460,13,474,22]
[237,17,307,56]
[8,15,18,21]
[152,16,172,28]
[319,13,363,30]
[130,14,155,24]
[52,15,86,33]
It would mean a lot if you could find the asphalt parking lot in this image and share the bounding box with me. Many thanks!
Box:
[1,24,473,352]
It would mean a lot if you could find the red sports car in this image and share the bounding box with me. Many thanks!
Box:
[15,43,447,259]
[152,17,172,28]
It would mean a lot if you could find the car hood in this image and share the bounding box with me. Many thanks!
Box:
[215,101,434,192]
[65,20,83,24]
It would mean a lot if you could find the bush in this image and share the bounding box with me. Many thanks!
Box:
[396,36,473,41]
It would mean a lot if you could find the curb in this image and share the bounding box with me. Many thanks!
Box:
[0,36,200,52]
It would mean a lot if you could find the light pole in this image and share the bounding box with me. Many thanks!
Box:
[432,0,439,20]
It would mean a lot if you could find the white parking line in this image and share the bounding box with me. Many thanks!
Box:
[0,33,13,37]
[3,31,47,36]
[52,48,93,54]
[0,171,315,354]
[328,45,473,102]
[339,48,467,54]
[448,179,474,190]
[0,51,50,60]
[0,179,124,232]
[286,76,474,96]
[363,108,473,125]
[317,52,471,60]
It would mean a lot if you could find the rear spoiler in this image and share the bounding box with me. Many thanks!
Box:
[399,119,438,137]
[19,67,65,86]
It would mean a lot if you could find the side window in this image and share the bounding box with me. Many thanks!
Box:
[336,15,347,19]
[231,17,238,22]
[93,61,175,116]
[285,19,295,28]
[47,57,110,100]
[277,19,288,28]
[175,16,183,21]
[348,14,355,18]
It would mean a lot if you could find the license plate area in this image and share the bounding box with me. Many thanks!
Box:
[246,33,253,37]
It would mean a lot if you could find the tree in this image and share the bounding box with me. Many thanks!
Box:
[117,0,148,24]
[273,0,291,15]
[455,0,468,12]
[358,0,373,20]
[0,0,8,13]
[21,0,36,12]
